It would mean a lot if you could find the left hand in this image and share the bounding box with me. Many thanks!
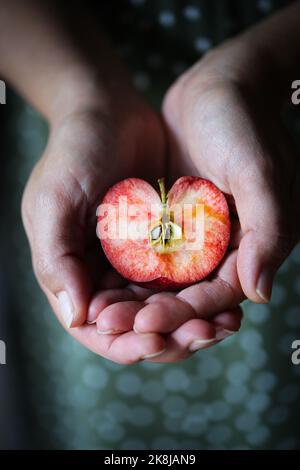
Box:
[130,37,300,360]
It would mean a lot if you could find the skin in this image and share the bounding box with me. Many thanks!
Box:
[1,1,300,364]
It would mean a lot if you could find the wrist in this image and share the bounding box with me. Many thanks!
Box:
[47,64,138,128]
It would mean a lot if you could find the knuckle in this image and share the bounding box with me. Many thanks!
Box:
[33,255,57,286]
[35,184,67,215]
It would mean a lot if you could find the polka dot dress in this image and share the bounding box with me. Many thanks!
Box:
[6,0,300,450]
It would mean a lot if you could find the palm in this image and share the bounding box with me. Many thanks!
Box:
[29,93,244,364]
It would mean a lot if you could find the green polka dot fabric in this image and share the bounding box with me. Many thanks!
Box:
[4,0,300,450]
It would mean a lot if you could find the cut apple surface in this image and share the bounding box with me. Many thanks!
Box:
[96,176,230,289]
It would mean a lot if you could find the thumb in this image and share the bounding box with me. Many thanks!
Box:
[23,186,92,328]
[233,167,296,303]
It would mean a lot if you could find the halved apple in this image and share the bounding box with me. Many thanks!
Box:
[96,176,230,289]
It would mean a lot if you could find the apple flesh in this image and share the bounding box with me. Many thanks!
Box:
[97,176,230,290]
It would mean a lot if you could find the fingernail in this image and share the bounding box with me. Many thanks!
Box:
[87,319,97,325]
[141,348,166,360]
[215,327,236,340]
[97,328,124,335]
[57,291,74,328]
[256,268,274,303]
[189,338,217,352]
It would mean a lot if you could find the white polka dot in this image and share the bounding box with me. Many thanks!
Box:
[96,422,125,442]
[181,413,207,435]
[185,375,208,397]
[285,307,300,327]
[257,0,272,13]
[246,425,270,445]
[279,333,297,355]
[129,405,155,427]
[208,401,231,421]
[253,371,278,392]
[227,361,251,384]
[189,402,211,420]
[197,356,222,379]
[159,11,176,28]
[270,283,286,306]
[247,304,270,324]
[89,409,125,442]
[151,436,179,449]
[267,405,289,424]
[245,349,268,370]
[141,379,166,403]
[163,416,183,434]
[116,372,142,396]
[180,439,201,449]
[224,384,248,404]
[130,0,145,5]
[239,328,263,351]
[236,412,259,432]
[105,401,130,423]
[291,243,300,263]
[277,436,299,450]
[120,438,146,450]
[246,393,271,413]
[82,365,108,390]
[194,37,212,53]
[163,368,190,391]
[183,5,202,21]
[278,383,299,404]
[133,72,151,91]
[162,396,188,418]
[207,425,232,444]
[293,276,300,295]
[89,409,116,428]
[67,385,98,409]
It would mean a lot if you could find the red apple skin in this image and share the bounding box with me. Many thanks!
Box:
[97,177,230,290]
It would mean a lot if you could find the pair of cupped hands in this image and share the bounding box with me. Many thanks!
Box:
[21,39,300,364]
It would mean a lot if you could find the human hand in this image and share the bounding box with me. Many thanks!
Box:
[21,88,173,362]
[132,37,300,353]
[22,80,244,364]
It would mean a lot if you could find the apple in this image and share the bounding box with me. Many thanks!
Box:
[96,176,230,289]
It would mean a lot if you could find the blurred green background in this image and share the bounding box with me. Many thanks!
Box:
[0,0,300,450]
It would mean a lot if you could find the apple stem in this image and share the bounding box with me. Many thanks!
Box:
[158,177,167,206]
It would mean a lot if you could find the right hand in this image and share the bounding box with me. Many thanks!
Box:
[22,88,242,364]
[21,91,168,362]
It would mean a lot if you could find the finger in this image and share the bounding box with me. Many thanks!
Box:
[178,250,244,316]
[230,130,298,303]
[134,251,244,334]
[212,306,243,334]
[87,289,137,324]
[23,184,92,328]
[133,292,193,334]
[102,331,166,364]
[46,290,166,364]
[96,301,145,334]
[76,327,166,364]
[87,284,155,324]
[147,307,242,363]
